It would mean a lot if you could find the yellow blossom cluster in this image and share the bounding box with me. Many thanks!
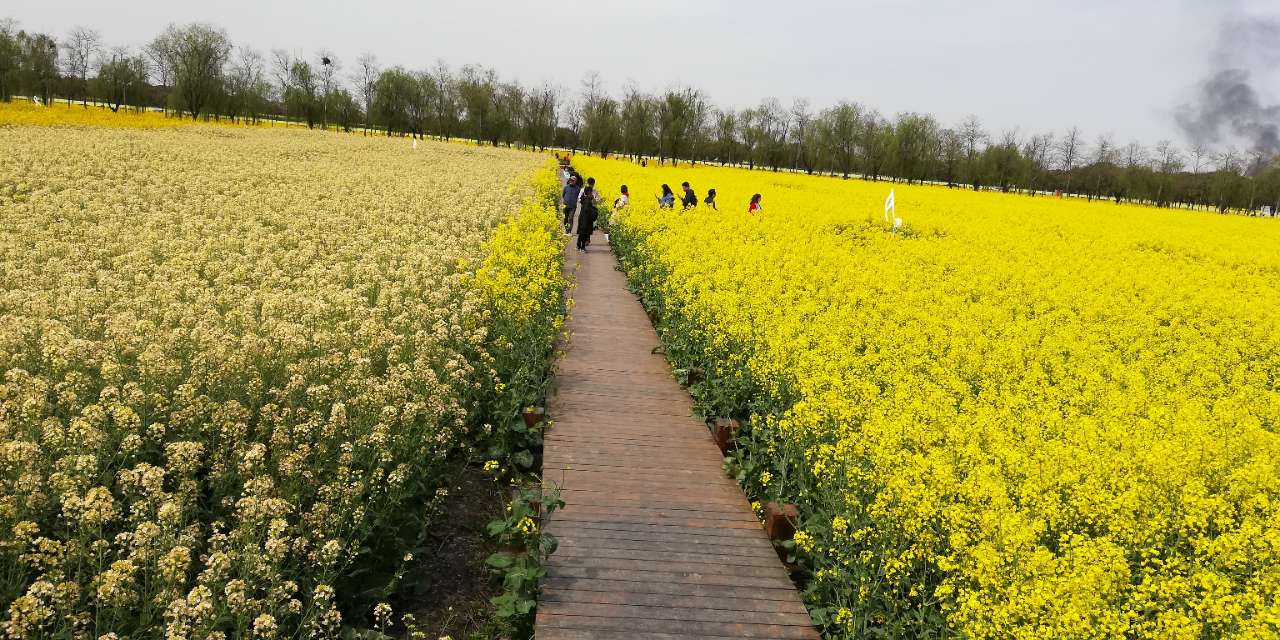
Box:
[0,120,565,637]
[0,100,274,130]
[578,155,1280,639]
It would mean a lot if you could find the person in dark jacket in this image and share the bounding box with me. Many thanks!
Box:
[576,186,599,252]
[562,176,581,233]
[681,182,698,209]
[704,188,718,210]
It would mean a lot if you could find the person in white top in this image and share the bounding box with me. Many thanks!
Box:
[614,185,630,210]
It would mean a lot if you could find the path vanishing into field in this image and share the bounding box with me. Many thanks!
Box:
[535,233,819,639]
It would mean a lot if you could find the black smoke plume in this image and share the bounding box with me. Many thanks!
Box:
[1176,17,1280,157]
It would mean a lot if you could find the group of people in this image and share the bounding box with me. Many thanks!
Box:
[557,155,767,254]
[656,183,763,214]
[560,166,626,253]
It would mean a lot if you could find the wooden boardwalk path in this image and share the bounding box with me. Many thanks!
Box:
[536,237,819,639]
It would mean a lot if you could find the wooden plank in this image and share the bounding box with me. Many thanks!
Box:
[541,576,803,602]
[544,520,771,542]
[536,628,791,640]
[541,587,811,615]
[547,513,763,530]
[540,601,813,626]
[549,556,788,579]
[536,613,817,639]
[536,239,817,640]
[543,477,750,500]
[545,504,756,522]
[552,546,785,569]
[552,532,772,554]
[553,490,751,509]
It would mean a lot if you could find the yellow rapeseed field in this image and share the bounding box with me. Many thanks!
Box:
[0,113,566,637]
[577,156,1280,639]
[0,100,271,129]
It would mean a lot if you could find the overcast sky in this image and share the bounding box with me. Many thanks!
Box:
[7,0,1278,148]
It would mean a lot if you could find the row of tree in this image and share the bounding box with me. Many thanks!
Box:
[2,18,1278,213]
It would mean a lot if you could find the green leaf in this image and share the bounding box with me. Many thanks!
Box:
[516,597,537,614]
[513,449,534,469]
[541,532,559,555]
[486,520,508,536]
[809,607,830,626]
[491,592,518,618]
[485,552,514,569]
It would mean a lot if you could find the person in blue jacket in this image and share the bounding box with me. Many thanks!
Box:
[658,184,675,209]
[562,176,581,233]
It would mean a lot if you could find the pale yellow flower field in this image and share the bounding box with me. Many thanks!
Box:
[0,118,565,637]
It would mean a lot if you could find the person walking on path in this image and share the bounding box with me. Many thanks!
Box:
[704,188,718,210]
[681,182,698,209]
[576,185,599,252]
[573,177,600,238]
[748,193,763,214]
[562,176,581,233]
[658,184,675,209]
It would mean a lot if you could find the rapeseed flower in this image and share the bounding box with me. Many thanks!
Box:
[584,154,1280,639]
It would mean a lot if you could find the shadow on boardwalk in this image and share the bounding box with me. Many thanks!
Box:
[536,237,818,640]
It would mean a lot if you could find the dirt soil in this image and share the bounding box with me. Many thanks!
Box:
[400,467,509,639]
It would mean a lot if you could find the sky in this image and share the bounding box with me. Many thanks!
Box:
[7,0,1279,149]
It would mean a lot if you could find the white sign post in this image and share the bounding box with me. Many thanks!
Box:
[884,189,902,231]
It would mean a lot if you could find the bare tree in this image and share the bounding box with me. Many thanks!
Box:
[959,115,987,188]
[225,46,265,122]
[1245,149,1268,177]
[275,51,318,127]
[756,97,789,170]
[1189,142,1209,174]
[1057,126,1083,171]
[1087,134,1117,200]
[353,53,378,134]
[0,20,21,102]
[937,127,964,185]
[143,29,176,110]
[524,81,558,150]
[790,98,813,172]
[63,26,101,107]
[431,60,458,141]
[1151,140,1183,206]
[1153,141,1183,173]
[316,49,338,130]
[562,98,583,152]
[270,49,292,100]
[579,71,610,155]
[619,83,655,161]
[712,108,739,165]
[1021,132,1055,193]
[1216,146,1241,174]
[1122,141,1148,169]
[150,23,231,120]
[92,46,147,112]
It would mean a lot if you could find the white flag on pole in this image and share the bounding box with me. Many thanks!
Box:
[884,189,896,223]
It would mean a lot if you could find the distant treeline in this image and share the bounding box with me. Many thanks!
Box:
[2,18,1278,213]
